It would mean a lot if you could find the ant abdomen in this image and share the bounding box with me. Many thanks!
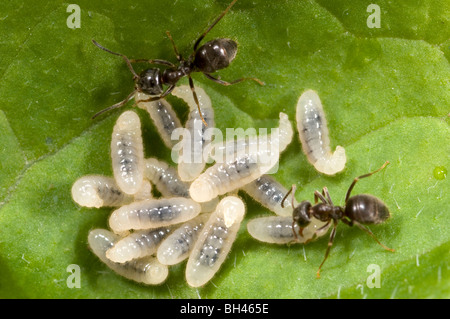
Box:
[345,194,390,225]
[194,39,238,73]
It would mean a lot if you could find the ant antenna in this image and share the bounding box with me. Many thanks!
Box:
[281,184,296,209]
[345,161,390,203]
[92,40,139,79]
[193,0,238,52]
[91,40,141,118]
[281,184,301,240]
[91,89,137,119]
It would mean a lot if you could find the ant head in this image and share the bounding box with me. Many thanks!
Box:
[137,68,164,95]
[293,200,312,228]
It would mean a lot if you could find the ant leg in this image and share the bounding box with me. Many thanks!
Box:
[322,187,334,205]
[203,72,265,86]
[353,221,395,252]
[165,31,182,62]
[314,190,328,204]
[193,0,238,51]
[345,161,390,203]
[187,75,208,126]
[134,85,175,104]
[304,220,330,245]
[129,58,176,68]
[317,221,338,278]
[291,220,299,241]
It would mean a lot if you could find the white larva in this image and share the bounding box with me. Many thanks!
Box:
[109,197,201,233]
[247,215,329,244]
[296,90,346,175]
[208,112,293,163]
[157,213,211,266]
[171,85,215,182]
[144,157,219,213]
[106,227,172,263]
[88,229,168,285]
[111,110,145,194]
[241,175,297,217]
[189,114,293,203]
[132,179,152,202]
[71,175,133,208]
[144,157,190,198]
[135,92,182,148]
[185,196,246,287]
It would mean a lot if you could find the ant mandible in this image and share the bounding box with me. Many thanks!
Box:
[91,0,263,125]
[281,161,395,278]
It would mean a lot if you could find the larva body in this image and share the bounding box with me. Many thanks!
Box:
[109,197,201,233]
[136,92,182,148]
[111,110,145,194]
[172,85,215,182]
[88,229,168,285]
[157,213,211,266]
[296,90,346,175]
[144,157,219,213]
[209,112,293,163]
[71,175,133,208]
[241,175,297,217]
[144,157,190,198]
[132,179,152,202]
[189,115,293,203]
[247,215,329,244]
[185,196,246,287]
[106,227,172,263]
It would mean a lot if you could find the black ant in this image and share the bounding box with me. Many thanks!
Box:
[91,0,263,124]
[281,161,395,278]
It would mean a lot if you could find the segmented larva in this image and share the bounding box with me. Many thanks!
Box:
[185,196,246,287]
[132,179,152,202]
[144,157,219,213]
[241,175,297,217]
[109,197,201,233]
[71,175,134,208]
[296,90,346,175]
[111,110,145,194]
[247,215,330,244]
[135,92,182,148]
[106,227,172,263]
[189,114,293,203]
[144,157,190,198]
[157,213,211,266]
[88,229,168,285]
[208,112,293,163]
[172,85,215,182]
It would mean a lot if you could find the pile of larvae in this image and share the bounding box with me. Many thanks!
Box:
[71,85,345,287]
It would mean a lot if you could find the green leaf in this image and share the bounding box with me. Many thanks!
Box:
[0,0,449,298]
